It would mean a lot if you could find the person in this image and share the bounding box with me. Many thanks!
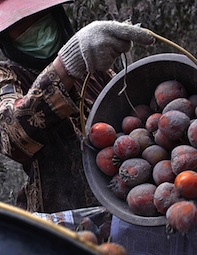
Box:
[0,0,153,223]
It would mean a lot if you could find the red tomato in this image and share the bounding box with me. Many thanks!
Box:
[174,170,197,199]
[89,122,116,149]
[96,146,119,176]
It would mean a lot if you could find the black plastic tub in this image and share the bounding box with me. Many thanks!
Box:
[82,53,197,226]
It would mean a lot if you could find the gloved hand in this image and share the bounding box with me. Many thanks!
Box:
[58,20,154,79]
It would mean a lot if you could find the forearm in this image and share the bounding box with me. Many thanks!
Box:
[53,56,76,92]
[0,62,79,163]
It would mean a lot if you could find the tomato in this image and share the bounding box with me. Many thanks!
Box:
[89,122,116,149]
[166,201,197,234]
[121,116,142,134]
[96,146,119,176]
[174,170,197,199]
[99,242,127,255]
[113,135,140,160]
[77,230,98,244]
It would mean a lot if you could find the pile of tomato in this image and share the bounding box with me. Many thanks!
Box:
[88,80,197,234]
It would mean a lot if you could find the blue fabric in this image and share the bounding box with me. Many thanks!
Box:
[110,216,197,255]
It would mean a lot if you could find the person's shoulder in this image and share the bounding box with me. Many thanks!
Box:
[0,60,15,76]
[0,60,24,87]
[0,59,20,71]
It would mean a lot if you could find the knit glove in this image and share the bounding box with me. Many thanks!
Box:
[58,20,154,79]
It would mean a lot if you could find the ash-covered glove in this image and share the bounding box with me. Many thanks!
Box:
[58,20,154,79]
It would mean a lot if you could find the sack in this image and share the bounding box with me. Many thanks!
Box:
[33,206,112,243]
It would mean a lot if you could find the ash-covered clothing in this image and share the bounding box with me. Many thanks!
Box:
[0,59,111,213]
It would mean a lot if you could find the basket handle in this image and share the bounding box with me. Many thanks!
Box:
[144,28,197,65]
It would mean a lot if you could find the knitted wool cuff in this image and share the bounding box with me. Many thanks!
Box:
[58,34,86,79]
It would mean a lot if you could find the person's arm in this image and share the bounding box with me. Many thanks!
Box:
[0,20,154,164]
[0,62,79,163]
[53,56,76,92]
